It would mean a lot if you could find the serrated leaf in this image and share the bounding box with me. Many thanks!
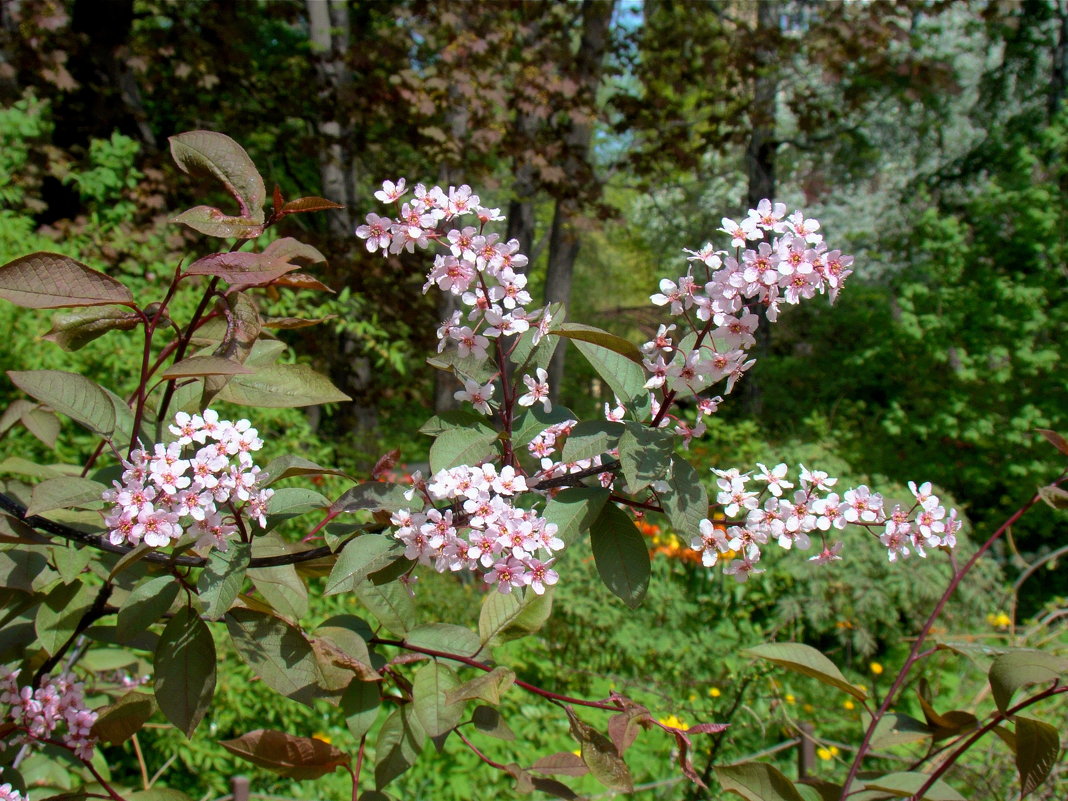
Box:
[281,196,345,214]
[0,252,135,309]
[161,356,254,379]
[429,428,498,474]
[118,575,180,634]
[715,762,806,801]
[541,487,610,547]
[479,586,554,645]
[405,623,481,659]
[561,420,624,462]
[375,706,425,789]
[42,305,140,351]
[341,678,381,740]
[36,580,94,655]
[550,323,642,364]
[91,691,156,745]
[413,661,464,738]
[154,607,216,737]
[216,363,351,407]
[590,502,650,609]
[226,608,321,706]
[356,578,417,636]
[569,337,650,420]
[660,456,709,537]
[863,771,966,800]
[8,370,115,437]
[511,403,576,446]
[186,250,302,287]
[567,708,633,792]
[988,650,1068,712]
[169,131,265,222]
[220,729,348,780]
[446,667,515,706]
[325,536,401,596]
[617,422,674,492]
[261,454,351,485]
[26,476,106,516]
[197,542,250,619]
[1015,716,1060,797]
[743,642,868,701]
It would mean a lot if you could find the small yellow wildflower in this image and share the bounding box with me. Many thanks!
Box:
[709,687,721,698]
[803,703,815,713]
[784,694,796,705]
[658,714,689,730]
[720,549,737,562]
[986,611,1012,628]
[843,700,855,711]
[869,662,884,676]
[313,733,333,745]
[816,747,833,761]
[688,693,698,702]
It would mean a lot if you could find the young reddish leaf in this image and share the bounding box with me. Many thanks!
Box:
[169,131,266,222]
[715,762,807,801]
[371,449,400,480]
[590,502,650,609]
[1035,428,1068,457]
[42,305,141,351]
[261,315,336,329]
[0,252,135,309]
[272,184,284,212]
[91,691,156,745]
[219,729,348,780]
[260,237,326,267]
[154,607,216,737]
[608,710,648,754]
[531,752,589,778]
[1015,716,1060,798]
[742,642,869,702]
[160,356,254,379]
[566,707,633,792]
[282,196,345,214]
[172,206,266,239]
[186,251,302,287]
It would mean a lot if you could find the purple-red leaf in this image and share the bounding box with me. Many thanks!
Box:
[186,251,300,287]
[172,206,266,239]
[531,752,590,777]
[169,131,265,222]
[270,272,335,293]
[281,196,345,214]
[219,729,349,780]
[160,356,255,380]
[0,252,135,309]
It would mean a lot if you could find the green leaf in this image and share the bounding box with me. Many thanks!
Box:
[91,691,156,745]
[715,762,806,801]
[341,679,381,740]
[172,206,266,239]
[126,791,195,801]
[186,250,303,288]
[472,705,516,740]
[429,427,498,474]
[742,642,868,702]
[412,661,465,738]
[406,623,481,659]
[870,713,932,748]
[169,131,266,222]
[446,667,515,706]
[217,363,351,407]
[197,542,250,619]
[863,771,966,800]
[118,575,180,634]
[355,579,417,636]
[589,502,650,609]
[541,487,610,547]
[0,549,50,592]
[509,302,565,374]
[566,708,633,792]
[531,752,590,777]
[332,482,414,514]
[26,476,106,517]
[479,586,554,645]
[617,422,675,492]
[20,406,60,448]
[426,348,496,384]
[252,564,309,621]
[8,370,116,437]
[511,403,576,446]
[50,543,92,583]
[550,323,642,364]
[561,420,624,462]
[265,486,331,518]
[1015,716,1061,797]
[42,305,140,351]
[568,337,650,420]
[325,536,402,596]
[154,607,216,737]
[160,355,254,379]
[220,729,349,780]
[314,616,380,682]
[660,456,709,538]
[260,454,351,485]
[35,580,94,655]
[226,608,321,706]
[988,650,1068,712]
[375,706,426,789]
[0,252,135,309]
[419,409,496,438]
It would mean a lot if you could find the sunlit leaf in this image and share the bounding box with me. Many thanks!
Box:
[154,607,216,737]
[988,650,1067,712]
[91,691,156,745]
[715,762,806,801]
[0,252,135,309]
[8,370,116,437]
[220,729,349,780]
[169,131,265,221]
[1015,716,1061,797]
[743,642,868,701]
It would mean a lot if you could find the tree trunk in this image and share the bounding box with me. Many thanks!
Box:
[1051,0,1067,118]
[741,0,780,417]
[543,0,616,401]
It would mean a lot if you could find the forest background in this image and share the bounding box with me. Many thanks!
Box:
[0,0,1066,798]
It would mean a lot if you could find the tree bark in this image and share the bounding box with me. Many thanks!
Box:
[543,0,616,401]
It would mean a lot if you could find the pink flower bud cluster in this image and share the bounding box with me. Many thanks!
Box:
[357,179,554,373]
[0,669,97,762]
[101,410,274,553]
[644,199,854,403]
[0,773,24,801]
[690,466,961,581]
[391,464,563,595]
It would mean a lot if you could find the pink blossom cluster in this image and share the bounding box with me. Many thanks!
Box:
[0,773,24,801]
[357,179,554,377]
[0,669,97,761]
[101,410,274,553]
[643,199,854,404]
[690,466,961,581]
[391,464,563,595]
